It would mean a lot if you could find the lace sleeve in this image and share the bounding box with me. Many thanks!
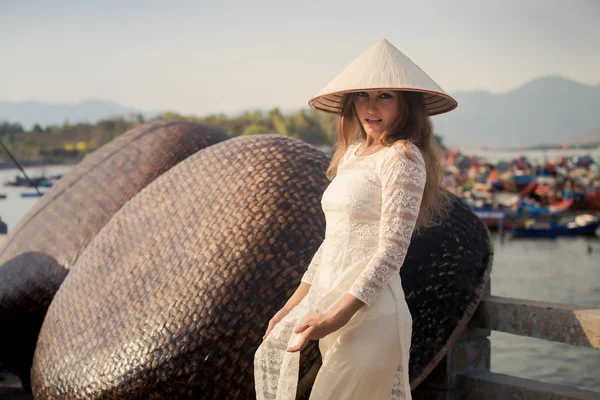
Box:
[300,240,325,284]
[348,143,426,306]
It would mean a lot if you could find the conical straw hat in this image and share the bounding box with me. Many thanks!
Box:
[308,39,458,116]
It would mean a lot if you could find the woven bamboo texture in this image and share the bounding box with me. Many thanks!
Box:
[402,194,492,387]
[0,121,228,388]
[32,135,330,399]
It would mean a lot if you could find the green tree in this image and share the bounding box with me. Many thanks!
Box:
[0,121,24,136]
[162,111,185,120]
[268,108,288,136]
[242,123,269,136]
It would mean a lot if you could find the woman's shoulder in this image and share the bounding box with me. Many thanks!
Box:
[388,140,425,165]
[346,142,359,153]
[340,143,358,163]
[381,141,427,185]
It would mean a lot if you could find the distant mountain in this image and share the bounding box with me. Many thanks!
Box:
[569,124,600,146]
[432,76,600,149]
[0,99,142,128]
[2,76,599,149]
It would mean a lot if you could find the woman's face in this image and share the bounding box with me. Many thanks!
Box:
[353,90,400,138]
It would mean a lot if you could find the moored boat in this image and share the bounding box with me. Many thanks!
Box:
[20,192,45,198]
[508,213,600,238]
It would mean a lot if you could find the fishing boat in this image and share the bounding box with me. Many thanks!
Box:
[572,193,600,212]
[500,174,535,193]
[20,192,45,198]
[472,208,511,231]
[468,197,573,230]
[508,214,600,238]
[513,198,573,217]
[3,173,61,188]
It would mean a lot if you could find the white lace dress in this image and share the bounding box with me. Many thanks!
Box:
[254,141,426,400]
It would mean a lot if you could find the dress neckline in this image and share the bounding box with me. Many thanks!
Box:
[352,143,389,158]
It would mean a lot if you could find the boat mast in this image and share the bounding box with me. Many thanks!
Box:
[0,139,42,195]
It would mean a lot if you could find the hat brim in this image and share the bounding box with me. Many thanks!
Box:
[308,87,458,116]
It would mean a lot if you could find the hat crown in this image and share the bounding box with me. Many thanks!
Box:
[319,38,445,94]
[308,39,457,116]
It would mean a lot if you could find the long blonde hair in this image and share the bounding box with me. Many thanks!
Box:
[326,91,449,229]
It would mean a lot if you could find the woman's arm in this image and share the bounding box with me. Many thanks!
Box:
[263,281,312,340]
[282,281,311,311]
[348,143,426,306]
[263,239,324,341]
[300,239,325,285]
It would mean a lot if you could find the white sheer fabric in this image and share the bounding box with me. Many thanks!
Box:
[254,141,426,400]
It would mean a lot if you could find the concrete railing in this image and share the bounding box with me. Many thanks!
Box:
[413,287,600,400]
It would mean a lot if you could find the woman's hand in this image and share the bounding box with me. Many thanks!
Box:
[286,293,365,352]
[263,307,291,341]
[286,313,346,352]
[263,282,313,341]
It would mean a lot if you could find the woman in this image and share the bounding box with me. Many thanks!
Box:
[254,39,458,400]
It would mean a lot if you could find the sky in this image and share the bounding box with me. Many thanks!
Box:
[1,0,599,116]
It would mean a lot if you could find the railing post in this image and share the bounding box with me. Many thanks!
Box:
[413,282,491,400]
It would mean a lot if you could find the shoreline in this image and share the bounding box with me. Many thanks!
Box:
[0,159,79,171]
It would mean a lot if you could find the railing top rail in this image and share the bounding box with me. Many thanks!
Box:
[470,295,600,349]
